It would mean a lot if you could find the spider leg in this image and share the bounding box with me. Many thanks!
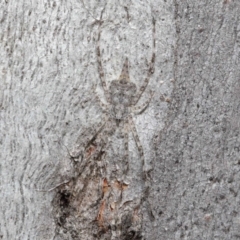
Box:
[129,115,155,221]
[132,90,154,115]
[123,119,129,175]
[75,119,116,210]
[80,118,117,175]
[72,128,111,209]
[58,115,114,208]
[76,128,108,178]
[70,115,109,160]
[95,87,109,112]
[96,15,111,103]
[133,17,156,105]
[91,119,118,175]
[116,119,130,203]
[128,115,147,180]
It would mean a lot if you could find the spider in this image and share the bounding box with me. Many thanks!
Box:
[71,17,156,180]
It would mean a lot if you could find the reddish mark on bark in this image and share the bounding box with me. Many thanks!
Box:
[86,144,96,158]
[96,179,110,228]
[113,180,128,191]
[97,200,106,228]
[102,178,110,195]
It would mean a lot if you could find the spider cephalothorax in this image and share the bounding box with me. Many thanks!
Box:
[109,59,137,120]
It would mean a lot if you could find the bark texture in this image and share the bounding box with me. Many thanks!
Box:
[0,0,239,240]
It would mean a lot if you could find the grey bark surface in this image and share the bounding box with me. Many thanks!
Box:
[0,0,239,240]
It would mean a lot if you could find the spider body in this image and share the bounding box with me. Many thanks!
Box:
[91,16,156,179]
[109,70,137,120]
[72,17,156,180]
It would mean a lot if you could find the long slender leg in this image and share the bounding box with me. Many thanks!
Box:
[115,119,130,204]
[74,119,115,207]
[73,130,111,211]
[96,12,111,103]
[81,0,109,102]
[132,90,154,115]
[95,86,109,112]
[123,119,129,175]
[128,116,146,179]
[80,118,117,178]
[101,119,119,179]
[133,17,156,105]
[129,115,155,220]
[89,123,113,166]
[75,127,109,180]
[79,131,105,170]
[70,115,108,160]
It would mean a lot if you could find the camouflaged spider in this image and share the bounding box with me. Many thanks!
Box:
[71,18,156,178]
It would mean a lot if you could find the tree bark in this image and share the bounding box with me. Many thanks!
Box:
[0,0,239,239]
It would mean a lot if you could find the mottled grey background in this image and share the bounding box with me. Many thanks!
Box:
[0,0,239,239]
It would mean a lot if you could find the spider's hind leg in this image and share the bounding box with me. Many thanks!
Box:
[128,116,147,179]
[122,119,129,176]
[129,115,155,221]
[70,115,108,161]
[74,117,116,181]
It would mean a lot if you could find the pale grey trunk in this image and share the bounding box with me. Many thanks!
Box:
[0,1,240,240]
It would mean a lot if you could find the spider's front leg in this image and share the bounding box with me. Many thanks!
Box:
[94,86,109,113]
[133,17,156,105]
[132,90,154,115]
[96,18,111,103]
